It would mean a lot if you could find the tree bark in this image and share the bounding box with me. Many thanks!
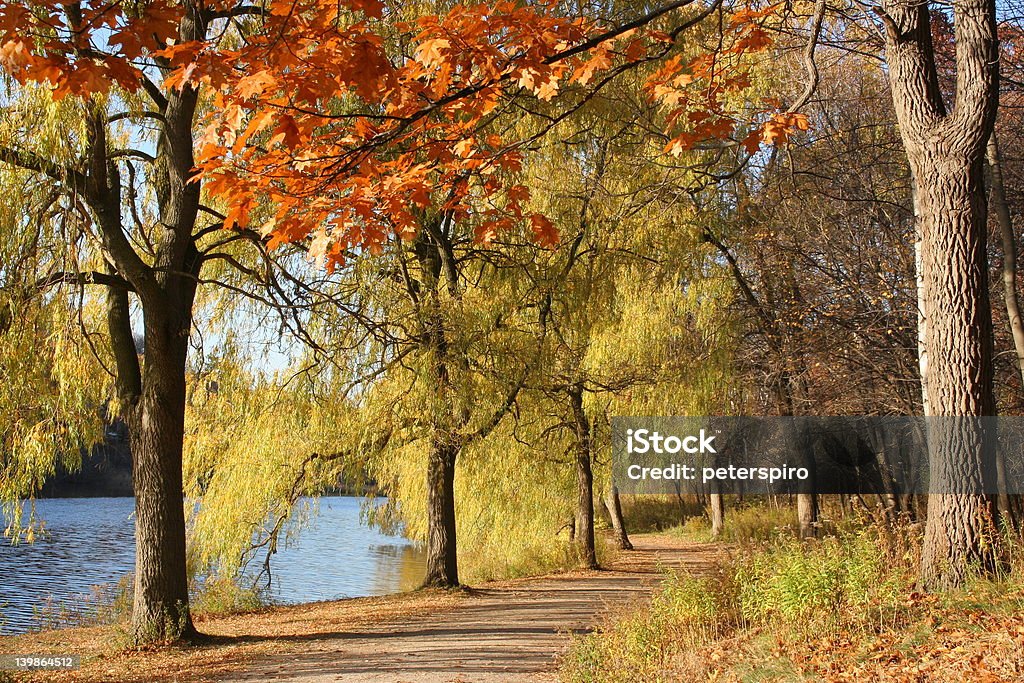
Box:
[797,491,818,539]
[129,308,196,641]
[604,484,633,550]
[881,0,1001,588]
[988,135,1024,386]
[422,438,460,587]
[569,385,597,569]
[916,165,1000,586]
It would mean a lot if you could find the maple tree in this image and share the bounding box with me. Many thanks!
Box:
[182,0,794,262]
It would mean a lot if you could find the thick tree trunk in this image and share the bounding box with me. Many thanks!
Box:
[128,300,197,642]
[422,438,460,587]
[709,493,725,539]
[882,0,1001,589]
[604,484,633,550]
[915,162,999,588]
[569,386,597,569]
[129,337,194,641]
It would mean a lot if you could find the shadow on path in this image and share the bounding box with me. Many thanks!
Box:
[218,536,717,683]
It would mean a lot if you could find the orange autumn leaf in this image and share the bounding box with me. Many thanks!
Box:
[529,214,559,247]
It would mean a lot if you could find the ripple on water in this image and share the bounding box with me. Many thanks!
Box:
[0,496,424,635]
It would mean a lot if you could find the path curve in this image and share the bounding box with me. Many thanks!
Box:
[218,536,717,683]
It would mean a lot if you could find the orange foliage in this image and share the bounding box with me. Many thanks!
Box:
[0,0,798,265]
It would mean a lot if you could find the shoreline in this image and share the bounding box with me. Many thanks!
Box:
[0,534,705,683]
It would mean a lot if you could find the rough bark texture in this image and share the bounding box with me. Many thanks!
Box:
[422,439,460,587]
[129,320,196,641]
[569,385,597,569]
[604,484,633,550]
[881,0,1000,588]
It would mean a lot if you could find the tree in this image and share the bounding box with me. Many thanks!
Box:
[185,0,788,585]
[877,0,1001,587]
[0,0,312,640]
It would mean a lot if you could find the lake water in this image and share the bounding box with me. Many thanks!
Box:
[0,497,424,635]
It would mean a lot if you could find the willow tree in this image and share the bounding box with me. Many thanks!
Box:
[0,153,109,535]
[509,85,742,564]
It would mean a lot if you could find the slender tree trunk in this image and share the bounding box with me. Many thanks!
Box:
[988,135,1024,387]
[797,491,818,539]
[780,373,818,539]
[569,385,597,569]
[573,451,597,568]
[988,134,1023,529]
[604,484,633,550]
[709,493,725,539]
[915,229,931,415]
[422,438,460,587]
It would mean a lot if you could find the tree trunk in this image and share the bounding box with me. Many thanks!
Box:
[916,164,1000,587]
[709,493,725,539]
[915,229,931,415]
[604,484,633,550]
[129,319,195,642]
[415,225,465,589]
[988,135,1024,388]
[574,450,597,569]
[987,134,1023,530]
[422,438,460,587]
[797,492,818,539]
[882,0,1001,589]
[569,385,597,569]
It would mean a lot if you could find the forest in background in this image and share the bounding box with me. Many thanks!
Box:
[0,0,1022,675]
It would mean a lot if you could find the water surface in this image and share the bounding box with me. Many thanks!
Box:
[0,496,423,634]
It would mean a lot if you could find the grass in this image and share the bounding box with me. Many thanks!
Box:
[618,495,704,534]
[668,503,800,544]
[561,517,1024,683]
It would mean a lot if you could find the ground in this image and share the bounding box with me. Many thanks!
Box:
[0,535,716,683]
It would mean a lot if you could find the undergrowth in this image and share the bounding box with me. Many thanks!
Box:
[562,520,1024,683]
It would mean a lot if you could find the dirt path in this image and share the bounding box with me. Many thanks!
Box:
[218,536,718,683]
